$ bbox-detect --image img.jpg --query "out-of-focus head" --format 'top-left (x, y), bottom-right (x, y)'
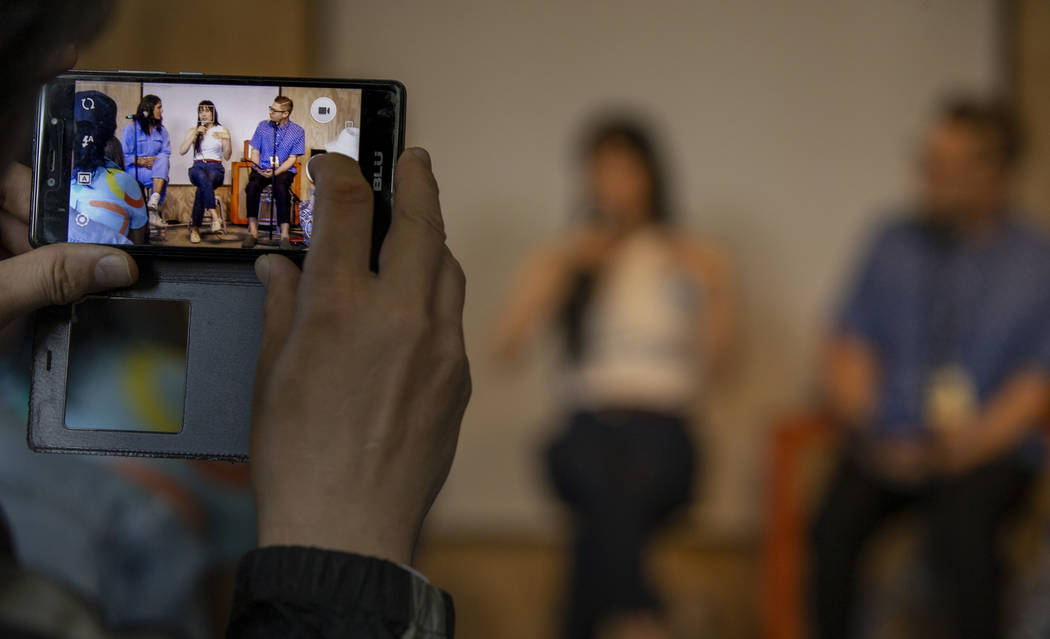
top-left (0, 0), bottom-right (112, 168)
top-left (74, 90), bottom-right (117, 173)
top-left (579, 114), bottom-right (671, 229)
top-left (917, 95), bottom-right (1021, 223)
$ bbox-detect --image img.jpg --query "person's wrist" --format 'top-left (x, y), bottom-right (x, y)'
top-left (257, 517), bottom-right (416, 566)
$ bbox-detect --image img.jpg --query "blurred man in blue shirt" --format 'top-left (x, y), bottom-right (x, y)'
top-left (810, 97), bottom-right (1050, 639)
top-left (242, 95), bottom-right (305, 250)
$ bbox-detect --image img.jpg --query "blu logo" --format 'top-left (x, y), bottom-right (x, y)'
top-left (372, 151), bottom-right (384, 191)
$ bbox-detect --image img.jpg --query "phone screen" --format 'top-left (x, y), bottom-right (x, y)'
top-left (67, 79), bottom-right (364, 249)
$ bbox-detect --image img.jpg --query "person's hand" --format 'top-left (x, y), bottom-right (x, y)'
top-left (867, 436), bottom-right (933, 485)
top-left (215, 129), bottom-right (230, 141)
top-left (566, 225), bottom-right (621, 271)
top-left (932, 424), bottom-right (990, 475)
top-left (250, 148), bottom-right (470, 566)
top-left (139, 156), bottom-right (155, 169)
top-left (254, 167), bottom-right (273, 178)
top-left (195, 125), bottom-right (208, 136)
top-left (0, 163), bottom-right (138, 329)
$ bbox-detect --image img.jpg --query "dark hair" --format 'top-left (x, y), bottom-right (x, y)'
top-left (74, 120), bottom-right (112, 174)
top-left (562, 113), bottom-right (676, 363)
top-left (104, 137), bottom-right (124, 170)
top-left (135, 94), bottom-right (163, 134)
top-left (0, 1), bottom-right (113, 167)
top-left (274, 95), bottom-right (293, 114)
top-left (194, 100), bottom-right (219, 155)
top-left (578, 114), bottom-right (673, 225)
top-left (939, 95), bottom-right (1022, 169)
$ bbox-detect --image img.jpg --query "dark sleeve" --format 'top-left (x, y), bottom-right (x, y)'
top-left (0, 504), bottom-right (14, 561)
top-left (227, 546), bottom-right (454, 639)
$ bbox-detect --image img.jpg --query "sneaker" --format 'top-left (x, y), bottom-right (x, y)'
top-left (147, 192), bottom-right (161, 209)
top-left (210, 213), bottom-right (222, 234)
top-left (189, 228), bottom-right (201, 244)
top-left (279, 237), bottom-right (293, 251)
top-left (241, 234), bottom-right (257, 249)
top-left (148, 211), bottom-right (166, 228)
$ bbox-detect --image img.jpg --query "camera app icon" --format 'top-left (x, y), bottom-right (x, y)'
top-left (310, 97), bottom-right (337, 124)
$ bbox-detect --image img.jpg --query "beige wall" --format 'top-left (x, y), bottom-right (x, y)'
top-left (75, 0), bottom-right (309, 75)
top-left (316, 0), bottom-right (1003, 538)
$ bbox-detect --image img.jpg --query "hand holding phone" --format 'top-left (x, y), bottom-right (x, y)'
top-left (29, 71), bottom-right (406, 461)
top-left (250, 149), bottom-right (469, 564)
top-left (0, 163), bottom-right (137, 330)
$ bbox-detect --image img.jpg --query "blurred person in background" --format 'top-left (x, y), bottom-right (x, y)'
top-left (811, 96), bottom-right (1050, 639)
top-left (493, 114), bottom-right (735, 639)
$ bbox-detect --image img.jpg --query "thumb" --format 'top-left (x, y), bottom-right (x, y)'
top-left (0, 244), bottom-right (137, 328)
top-left (253, 254), bottom-right (301, 379)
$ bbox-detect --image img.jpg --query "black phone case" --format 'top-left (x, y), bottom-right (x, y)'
top-left (29, 259), bottom-right (263, 460)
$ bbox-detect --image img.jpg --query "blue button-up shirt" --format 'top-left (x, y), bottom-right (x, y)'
top-left (120, 123), bottom-right (170, 179)
top-left (250, 120), bottom-right (306, 172)
top-left (837, 215), bottom-right (1050, 459)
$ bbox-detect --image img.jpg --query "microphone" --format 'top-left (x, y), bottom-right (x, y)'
top-left (125, 114), bottom-right (136, 120)
top-left (270, 120), bottom-right (279, 129)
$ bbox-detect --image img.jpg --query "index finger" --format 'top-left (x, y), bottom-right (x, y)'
top-left (0, 163), bottom-right (32, 224)
top-left (300, 152), bottom-right (375, 285)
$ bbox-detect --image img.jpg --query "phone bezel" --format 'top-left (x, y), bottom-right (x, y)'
top-left (31, 71), bottom-right (405, 265)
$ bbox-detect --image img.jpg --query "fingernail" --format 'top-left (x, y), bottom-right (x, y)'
top-left (93, 254), bottom-right (134, 288)
top-left (254, 255), bottom-right (270, 286)
top-left (407, 147), bottom-right (431, 168)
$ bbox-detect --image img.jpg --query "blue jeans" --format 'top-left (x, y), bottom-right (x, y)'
top-left (187, 160), bottom-right (225, 227)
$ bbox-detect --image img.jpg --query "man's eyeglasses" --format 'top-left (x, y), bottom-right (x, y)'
top-left (268, 107), bottom-right (290, 114)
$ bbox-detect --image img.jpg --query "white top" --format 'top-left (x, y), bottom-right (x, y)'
top-left (193, 125), bottom-right (227, 162)
top-left (571, 228), bottom-right (702, 412)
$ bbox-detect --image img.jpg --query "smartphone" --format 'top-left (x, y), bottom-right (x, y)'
top-left (31, 70), bottom-right (405, 264)
top-left (27, 71), bottom-right (405, 460)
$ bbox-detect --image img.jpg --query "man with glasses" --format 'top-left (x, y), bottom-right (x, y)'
top-left (243, 96), bottom-right (306, 249)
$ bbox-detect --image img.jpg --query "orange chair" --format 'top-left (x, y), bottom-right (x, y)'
top-left (760, 412), bottom-right (839, 639)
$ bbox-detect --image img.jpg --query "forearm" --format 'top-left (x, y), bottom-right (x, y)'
top-left (822, 334), bottom-right (880, 428)
top-left (178, 131), bottom-right (194, 156)
top-left (275, 154), bottom-right (297, 175)
top-left (491, 250), bottom-right (573, 361)
top-left (974, 369), bottom-right (1050, 459)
